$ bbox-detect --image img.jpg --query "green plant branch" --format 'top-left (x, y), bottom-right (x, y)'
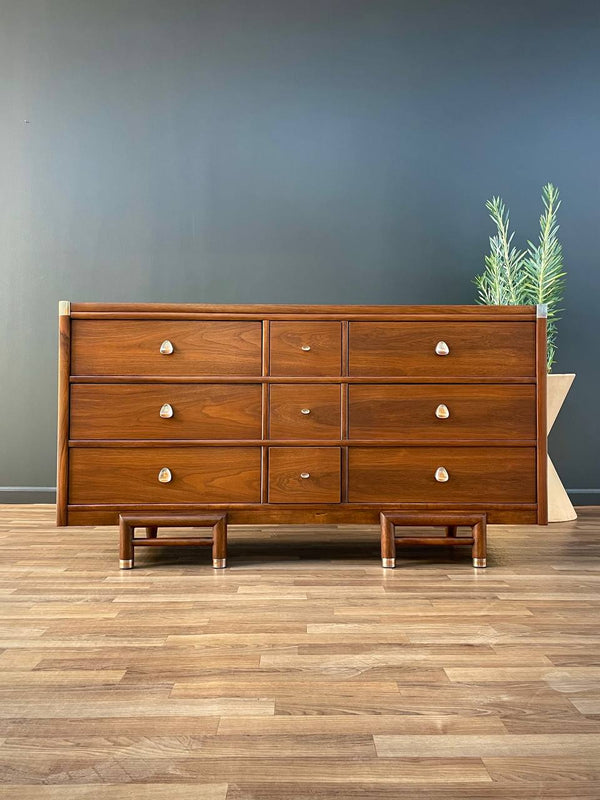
top-left (474, 183), bottom-right (565, 371)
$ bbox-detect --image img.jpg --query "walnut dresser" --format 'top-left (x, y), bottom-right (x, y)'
top-left (57, 303), bottom-right (548, 567)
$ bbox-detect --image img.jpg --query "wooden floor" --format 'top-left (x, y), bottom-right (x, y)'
top-left (0, 505), bottom-right (599, 798)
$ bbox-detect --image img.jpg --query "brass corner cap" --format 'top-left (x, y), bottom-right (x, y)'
top-left (536, 303), bottom-right (548, 318)
top-left (59, 300), bottom-right (71, 316)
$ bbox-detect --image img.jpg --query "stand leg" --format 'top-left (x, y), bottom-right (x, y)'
top-left (145, 526), bottom-right (158, 539)
top-left (212, 515), bottom-right (227, 569)
top-left (380, 513), bottom-right (396, 568)
top-left (119, 518), bottom-right (134, 569)
top-left (446, 525), bottom-right (457, 537)
top-left (472, 517), bottom-right (487, 568)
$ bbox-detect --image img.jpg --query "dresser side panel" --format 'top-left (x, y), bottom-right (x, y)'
top-left (56, 305), bottom-right (71, 526)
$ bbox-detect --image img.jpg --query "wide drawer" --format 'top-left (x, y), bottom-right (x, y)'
top-left (69, 447), bottom-right (261, 504)
top-left (71, 320), bottom-right (262, 376)
top-left (70, 384), bottom-right (262, 440)
top-left (268, 447), bottom-right (341, 503)
top-left (348, 447), bottom-right (536, 503)
top-left (349, 322), bottom-right (535, 377)
top-left (270, 322), bottom-right (342, 376)
top-left (269, 384), bottom-right (341, 440)
top-left (349, 385), bottom-right (536, 440)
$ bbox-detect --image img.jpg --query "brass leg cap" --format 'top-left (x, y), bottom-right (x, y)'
top-left (213, 558), bottom-right (227, 569)
top-left (119, 559), bottom-right (133, 570)
top-left (382, 557), bottom-right (396, 569)
top-left (473, 557), bottom-right (487, 568)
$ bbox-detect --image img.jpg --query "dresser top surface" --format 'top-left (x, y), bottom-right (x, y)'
top-left (65, 302), bottom-right (540, 319)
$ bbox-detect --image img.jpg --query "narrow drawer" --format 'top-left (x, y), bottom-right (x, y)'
top-left (349, 322), bottom-right (535, 377)
top-left (270, 322), bottom-right (341, 376)
top-left (71, 320), bottom-right (262, 376)
top-left (70, 384), bottom-right (262, 440)
top-left (349, 385), bottom-right (536, 440)
top-left (348, 447), bottom-right (536, 503)
top-left (69, 447), bottom-right (261, 504)
top-left (269, 384), bottom-right (341, 440)
top-left (269, 447), bottom-right (341, 503)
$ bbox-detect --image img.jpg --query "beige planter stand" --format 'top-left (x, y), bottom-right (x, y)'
top-left (547, 373), bottom-right (577, 523)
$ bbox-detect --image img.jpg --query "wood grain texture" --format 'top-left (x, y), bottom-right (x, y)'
top-left (67, 504), bottom-right (539, 527)
top-left (69, 375), bottom-right (538, 385)
top-left (268, 448), bottom-right (341, 503)
top-left (269, 322), bottom-right (342, 376)
top-left (269, 384), bottom-right (341, 440)
top-left (349, 447), bottom-right (536, 503)
top-left (349, 384), bottom-right (536, 440)
top-left (56, 310), bottom-right (71, 526)
top-left (69, 447), bottom-right (261, 504)
top-left (71, 320), bottom-right (262, 376)
top-left (1, 504), bottom-right (599, 796)
top-left (70, 384), bottom-right (262, 440)
top-left (536, 313), bottom-right (548, 524)
top-left (70, 302), bottom-right (537, 319)
top-left (348, 321), bottom-right (536, 377)
top-left (61, 305), bottom-right (544, 533)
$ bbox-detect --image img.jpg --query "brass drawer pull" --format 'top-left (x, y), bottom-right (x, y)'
top-left (300, 408), bottom-right (311, 415)
top-left (435, 340), bottom-right (449, 356)
top-left (159, 340), bottom-right (174, 355)
top-left (159, 403), bottom-right (174, 419)
top-left (300, 472), bottom-right (310, 479)
top-left (435, 403), bottom-right (450, 419)
top-left (158, 467), bottom-right (172, 483)
top-left (301, 345), bottom-right (311, 351)
top-left (434, 466), bottom-right (449, 483)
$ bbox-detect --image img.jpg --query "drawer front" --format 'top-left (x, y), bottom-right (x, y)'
top-left (269, 447), bottom-right (341, 503)
top-left (69, 447), bottom-right (261, 504)
top-left (70, 384), bottom-right (262, 440)
top-left (348, 447), bottom-right (536, 503)
top-left (270, 322), bottom-right (342, 376)
top-left (269, 384), bottom-right (341, 440)
top-left (71, 320), bottom-right (262, 376)
top-left (349, 322), bottom-right (535, 377)
top-left (349, 385), bottom-right (536, 440)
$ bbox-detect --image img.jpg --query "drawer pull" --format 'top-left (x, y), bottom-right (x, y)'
top-left (300, 472), bottom-right (311, 479)
top-left (159, 403), bottom-right (174, 419)
top-left (159, 340), bottom-right (174, 355)
top-left (435, 340), bottom-right (450, 356)
top-left (300, 408), bottom-right (311, 415)
top-left (435, 403), bottom-right (450, 419)
top-left (434, 466), bottom-right (449, 483)
top-left (301, 345), bottom-right (311, 351)
top-left (158, 467), bottom-right (172, 483)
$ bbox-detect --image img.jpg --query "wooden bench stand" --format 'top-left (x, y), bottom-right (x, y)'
top-left (380, 512), bottom-right (487, 569)
top-left (118, 513), bottom-right (227, 570)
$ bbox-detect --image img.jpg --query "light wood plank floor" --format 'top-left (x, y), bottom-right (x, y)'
top-left (0, 504), bottom-right (599, 798)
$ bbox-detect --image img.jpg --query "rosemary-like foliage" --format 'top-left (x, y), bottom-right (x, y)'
top-left (475, 197), bottom-right (527, 306)
top-left (475, 183), bottom-right (565, 371)
top-left (522, 184), bottom-right (565, 369)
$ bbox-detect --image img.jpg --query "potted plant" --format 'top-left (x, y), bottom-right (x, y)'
top-left (474, 184), bottom-right (575, 522)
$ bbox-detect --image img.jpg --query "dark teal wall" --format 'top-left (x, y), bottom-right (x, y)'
top-left (1, 0), bottom-right (598, 501)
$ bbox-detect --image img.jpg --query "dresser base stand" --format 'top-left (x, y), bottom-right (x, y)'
top-left (380, 511), bottom-right (487, 569)
top-left (118, 513), bottom-right (227, 570)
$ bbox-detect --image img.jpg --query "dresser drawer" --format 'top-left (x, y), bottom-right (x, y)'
top-left (270, 322), bottom-right (342, 376)
top-left (349, 322), bottom-right (535, 377)
top-left (70, 384), bottom-right (262, 440)
top-left (269, 385), bottom-right (341, 440)
top-left (71, 321), bottom-right (262, 376)
top-left (268, 447), bottom-right (341, 503)
top-left (349, 385), bottom-right (536, 440)
top-left (348, 447), bottom-right (536, 503)
top-left (69, 447), bottom-right (261, 504)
